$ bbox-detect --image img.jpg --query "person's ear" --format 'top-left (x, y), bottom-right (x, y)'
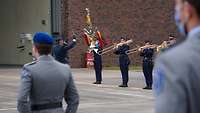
top-left (183, 2), bottom-right (193, 20)
top-left (32, 45), bottom-right (39, 59)
top-left (32, 46), bottom-right (36, 56)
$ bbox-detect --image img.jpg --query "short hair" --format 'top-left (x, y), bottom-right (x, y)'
top-left (35, 44), bottom-right (52, 55)
top-left (184, 0), bottom-right (200, 17)
top-left (169, 34), bottom-right (175, 38)
top-left (145, 40), bottom-right (150, 43)
top-left (120, 37), bottom-right (126, 40)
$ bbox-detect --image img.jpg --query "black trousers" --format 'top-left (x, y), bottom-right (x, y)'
top-left (119, 55), bottom-right (130, 85)
top-left (120, 64), bottom-right (129, 85)
top-left (142, 60), bottom-right (153, 87)
top-left (93, 53), bottom-right (102, 82)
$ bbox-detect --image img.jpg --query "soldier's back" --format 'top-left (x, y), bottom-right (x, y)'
top-left (23, 56), bottom-right (79, 113)
top-left (154, 31), bottom-right (200, 113)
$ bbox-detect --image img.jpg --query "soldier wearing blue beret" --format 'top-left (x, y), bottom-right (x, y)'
top-left (17, 32), bottom-right (79, 113)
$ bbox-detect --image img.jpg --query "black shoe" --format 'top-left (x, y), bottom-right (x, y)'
top-left (93, 81), bottom-right (101, 84)
top-left (143, 86), bottom-right (152, 90)
top-left (118, 84), bottom-right (128, 87)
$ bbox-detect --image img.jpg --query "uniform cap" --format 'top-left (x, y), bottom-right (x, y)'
top-left (33, 32), bottom-right (53, 45)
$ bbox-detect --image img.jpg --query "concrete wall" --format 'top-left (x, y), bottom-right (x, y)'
top-left (0, 0), bottom-right (51, 65)
top-left (62, 0), bottom-right (179, 68)
top-left (0, 0), bottom-right (18, 64)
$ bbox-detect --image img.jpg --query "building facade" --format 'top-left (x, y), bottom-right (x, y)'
top-left (61, 0), bottom-right (178, 67)
top-left (0, 0), bottom-right (178, 67)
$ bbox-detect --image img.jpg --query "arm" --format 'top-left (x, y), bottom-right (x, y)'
top-left (140, 50), bottom-right (144, 57)
top-left (17, 67), bottom-right (32, 113)
top-left (65, 71), bottom-right (79, 113)
top-left (153, 57), bottom-right (187, 113)
top-left (122, 45), bottom-right (129, 54)
top-left (146, 49), bottom-right (154, 58)
top-left (63, 39), bottom-right (77, 51)
top-left (114, 47), bottom-right (120, 55)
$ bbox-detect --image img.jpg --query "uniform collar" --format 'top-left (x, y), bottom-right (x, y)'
top-left (38, 55), bottom-right (54, 61)
top-left (188, 25), bottom-right (200, 39)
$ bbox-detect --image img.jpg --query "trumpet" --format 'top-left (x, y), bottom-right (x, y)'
top-left (125, 47), bottom-right (140, 55)
top-left (138, 44), bottom-right (158, 51)
top-left (156, 41), bottom-right (168, 52)
top-left (99, 39), bottom-right (133, 55)
top-left (98, 45), bottom-right (115, 55)
top-left (126, 44), bottom-right (158, 55)
top-left (125, 40), bottom-right (172, 55)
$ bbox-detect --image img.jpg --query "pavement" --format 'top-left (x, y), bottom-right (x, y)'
top-left (0, 68), bottom-right (154, 113)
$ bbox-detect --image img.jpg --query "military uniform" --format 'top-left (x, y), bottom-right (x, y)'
top-left (17, 32), bottom-right (79, 113)
top-left (140, 48), bottom-right (154, 89)
top-left (114, 44), bottom-right (130, 87)
top-left (93, 50), bottom-right (102, 83)
top-left (17, 55), bottom-right (79, 113)
top-left (53, 40), bottom-right (76, 64)
top-left (153, 26), bottom-right (200, 113)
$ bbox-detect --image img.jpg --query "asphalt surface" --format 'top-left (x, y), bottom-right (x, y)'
top-left (0, 68), bottom-right (154, 113)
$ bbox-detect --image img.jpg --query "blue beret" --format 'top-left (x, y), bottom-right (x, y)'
top-left (33, 32), bottom-right (53, 45)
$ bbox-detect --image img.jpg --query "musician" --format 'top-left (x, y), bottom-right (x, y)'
top-left (139, 40), bottom-right (154, 90)
top-left (114, 37), bottom-right (130, 87)
top-left (92, 40), bottom-right (103, 84)
top-left (53, 35), bottom-right (76, 64)
top-left (157, 35), bottom-right (177, 53)
top-left (167, 34), bottom-right (177, 48)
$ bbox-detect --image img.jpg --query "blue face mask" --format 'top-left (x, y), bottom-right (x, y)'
top-left (175, 9), bottom-right (187, 36)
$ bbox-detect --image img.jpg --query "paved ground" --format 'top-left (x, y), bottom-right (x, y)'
top-left (0, 68), bottom-right (154, 113)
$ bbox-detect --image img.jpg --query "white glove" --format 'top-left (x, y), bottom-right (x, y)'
top-left (73, 39), bottom-right (76, 42)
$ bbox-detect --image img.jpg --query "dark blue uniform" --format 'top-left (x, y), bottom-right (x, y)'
top-left (140, 48), bottom-right (154, 88)
top-left (93, 50), bottom-right (102, 83)
top-left (53, 41), bottom-right (76, 64)
top-left (114, 44), bottom-right (130, 86)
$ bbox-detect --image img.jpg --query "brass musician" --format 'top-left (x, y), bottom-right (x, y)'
top-left (99, 39), bottom-right (133, 55)
top-left (139, 40), bottom-right (155, 89)
top-left (113, 37), bottom-right (131, 87)
top-left (157, 35), bottom-right (177, 52)
top-left (126, 40), bottom-right (171, 55)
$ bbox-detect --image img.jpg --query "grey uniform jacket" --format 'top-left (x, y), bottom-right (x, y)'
top-left (153, 27), bottom-right (200, 113)
top-left (17, 55), bottom-right (79, 113)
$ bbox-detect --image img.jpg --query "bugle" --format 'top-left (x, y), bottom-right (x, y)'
top-left (98, 44), bottom-right (115, 55)
top-left (126, 44), bottom-right (157, 55)
top-left (156, 41), bottom-right (168, 52)
top-left (99, 39), bottom-right (133, 55)
top-left (125, 47), bottom-right (139, 55)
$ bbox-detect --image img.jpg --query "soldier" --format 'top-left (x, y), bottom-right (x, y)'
top-left (168, 34), bottom-right (177, 47)
top-left (17, 32), bottom-right (79, 113)
top-left (114, 37), bottom-right (130, 87)
top-left (53, 35), bottom-right (76, 64)
top-left (139, 40), bottom-right (154, 90)
top-left (154, 0), bottom-right (200, 113)
top-left (92, 40), bottom-right (103, 84)
top-left (163, 34), bottom-right (177, 50)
